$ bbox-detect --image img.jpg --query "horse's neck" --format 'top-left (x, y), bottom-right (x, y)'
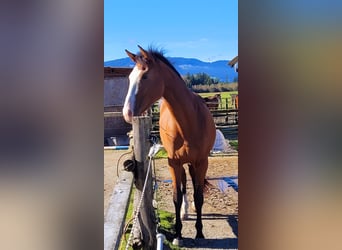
top-left (161, 72), bottom-right (194, 118)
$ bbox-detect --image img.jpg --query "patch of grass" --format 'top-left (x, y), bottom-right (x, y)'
top-left (157, 210), bottom-right (181, 250)
top-left (119, 188), bottom-right (135, 250)
top-left (199, 90), bottom-right (237, 99)
top-left (229, 140), bottom-right (238, 151)
top-left (199, 91), bottom-right (238, 109)
top-left (158, 210), bottom-right (175, 234)
top-left (119, 192), bottom-right (179, 250)
top-left (153, 91), bottom-right (238, 112)
top-left (154, 147), bottom-right (168, 159)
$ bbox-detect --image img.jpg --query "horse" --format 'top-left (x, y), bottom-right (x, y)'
top-left (203, 93), bottom-right (221, 110)
top-left (234, 94), bottom-right (238, 109)
top-left (123, 46), bottom-right (216, 245)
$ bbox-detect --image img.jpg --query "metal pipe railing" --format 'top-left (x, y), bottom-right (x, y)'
top-left (156, 233), bottom-right (165, 250)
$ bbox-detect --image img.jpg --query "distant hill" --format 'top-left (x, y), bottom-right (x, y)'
top-left (104, 57), bottom-right (237, 82)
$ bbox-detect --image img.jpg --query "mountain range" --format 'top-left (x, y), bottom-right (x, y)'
top-left (104, 57), bottom-right (237, 82)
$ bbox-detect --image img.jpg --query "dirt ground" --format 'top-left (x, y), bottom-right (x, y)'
top-left (154, 155), bottom-right (238, 249)
top-left (104, 149), bottom-right (133, 217)
top-left (104, 150), bottom-right (238, 249)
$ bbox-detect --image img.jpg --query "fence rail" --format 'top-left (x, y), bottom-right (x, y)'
top-left (104, 97), bottom-right (238, 141)
top-left (151, 108), bottom-right (238, 140)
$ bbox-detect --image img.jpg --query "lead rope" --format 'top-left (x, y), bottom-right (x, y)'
top-left (125, 140), bottom-right (163, 250)
top-left (150, 136), bottom-right (161, 232)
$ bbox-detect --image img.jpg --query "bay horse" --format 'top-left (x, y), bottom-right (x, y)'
top-left (123, 46), bottom-right (216, 245)
top-left (235, 94), bottom-right (239, 109)
top-left (203, 93), bottom-right (221, 110)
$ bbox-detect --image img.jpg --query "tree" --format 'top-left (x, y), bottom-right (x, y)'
top-left (183, 73), bottom-right (194, 88)
top-left (183, 72), bottom-right (219, 87)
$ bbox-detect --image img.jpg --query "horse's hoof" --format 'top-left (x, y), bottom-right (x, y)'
top-left (172, 238), bottom-right (183, 246)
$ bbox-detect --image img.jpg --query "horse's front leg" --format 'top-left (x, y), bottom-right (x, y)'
top-left (168, 159), bottom-right (183, 246)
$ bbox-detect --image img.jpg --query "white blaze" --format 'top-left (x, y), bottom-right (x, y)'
top-left (122, 66), bottom-right (142, 122)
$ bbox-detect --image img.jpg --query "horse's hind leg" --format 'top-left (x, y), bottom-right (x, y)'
top-left (168, 159), bottom-right (184, 245)
top-left (188, 160), bottom-right (208, 239)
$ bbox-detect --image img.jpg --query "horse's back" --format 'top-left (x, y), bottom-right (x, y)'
top-left (194, 94), bottom-right (216, 140)
top-left (159, 94), bottom-right (215, 161)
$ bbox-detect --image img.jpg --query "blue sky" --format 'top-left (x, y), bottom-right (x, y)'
top-left (104, 0), bottom-right (238, 62)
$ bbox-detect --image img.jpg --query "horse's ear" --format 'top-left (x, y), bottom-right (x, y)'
top-left (137, 45), bottom-right (154, 64)
top-left (137, 45), bottom-right (148, 59)
top-left (125, 49), bottom-right (136, 62)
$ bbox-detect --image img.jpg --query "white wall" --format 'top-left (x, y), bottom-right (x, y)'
top-left (104, 77), bottom-right (129, 107)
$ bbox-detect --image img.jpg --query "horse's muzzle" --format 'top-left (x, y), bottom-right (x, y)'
top-left (122, 105), bottom-right (133, 123)
top-left (123, 101), bottom-right (143, 123)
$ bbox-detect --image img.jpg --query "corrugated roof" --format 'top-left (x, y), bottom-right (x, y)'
top-left (228, 56), bottom-right (238, 67)
top-left (104, 67), bottom-right (132, 77)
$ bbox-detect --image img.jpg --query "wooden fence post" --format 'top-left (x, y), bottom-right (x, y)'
top-left (231, 94), bottom-right (237, 110)
top-left (132, 116), bottom-right (156, 249)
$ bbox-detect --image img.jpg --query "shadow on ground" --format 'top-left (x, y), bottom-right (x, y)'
top-left (161, 213), bottom-right (238, 249)
top-left (181, 237), bottom-right (238, 249)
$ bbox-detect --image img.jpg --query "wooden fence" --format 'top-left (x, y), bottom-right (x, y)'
top-left (130, 116), bottom-right (156, 249)
top-left (103, 98), bottom-right (238, 143)
top-left (151, 98), bottom-right (238, 140)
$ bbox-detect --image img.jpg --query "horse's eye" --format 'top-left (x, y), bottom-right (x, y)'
top-left (142, 74), bottom-right (148, 80)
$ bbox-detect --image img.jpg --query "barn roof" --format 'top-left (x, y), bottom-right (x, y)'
top-left (104, 67), bottom-right (132, 78)
top-left (228, 56), bottom-right (238, 67)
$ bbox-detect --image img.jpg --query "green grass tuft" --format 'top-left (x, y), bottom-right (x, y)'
top-left (154, 148), bottom-right (168, 159)
top-left (118, 188), bottom-right (135, 250)
top-left (157, 210), bottom-right (181, 250)
top-left (119, 199), bottom-right (181, 250)
top-left (229, 140), bottom-right (238, 151)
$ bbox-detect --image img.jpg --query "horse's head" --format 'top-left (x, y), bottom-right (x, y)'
top-left (122, 45), bottom-right (164, 123)
top-left (215, 93), bottom-right (222, 101)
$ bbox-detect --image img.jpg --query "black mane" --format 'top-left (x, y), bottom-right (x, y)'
top-left (137, 47), bottom-right (182, 79)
